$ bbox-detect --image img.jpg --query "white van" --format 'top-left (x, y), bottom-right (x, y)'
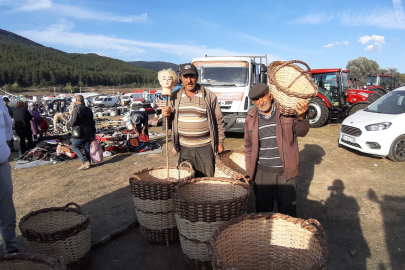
top-left (93, 96), bottom-right (119, 107)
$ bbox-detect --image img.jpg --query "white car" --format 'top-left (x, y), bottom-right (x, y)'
top-left (339, 87), bottom-right (405, 162)
top-left (92, 96), bottom-right (119, 107)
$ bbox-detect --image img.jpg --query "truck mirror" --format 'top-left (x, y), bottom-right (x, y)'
top-left (260, 64), bottom-right (267, 84)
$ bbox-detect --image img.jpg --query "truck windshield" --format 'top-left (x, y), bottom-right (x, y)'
top-left (365, 90), bottom-right (405, 114)
top-left (367, 76), bottom-right (378, 86)
top-left (311, 72), bottom-right (339, 105)
top-left (197, 66), bottom-right (248, 86)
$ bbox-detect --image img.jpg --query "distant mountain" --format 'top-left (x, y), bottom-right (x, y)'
top-left (0, 29), bottom-right (159, 88)
top-left (129, 61), bottom-right (179, 72)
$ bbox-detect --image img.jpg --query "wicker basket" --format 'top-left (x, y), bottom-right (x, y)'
top-left (173, 178), bottom-right (250, 269)
top-left (214, 150), bottom-right (246, 181)
top-left (19, 203), bottom-right (91, 270)
top-left (207, 213), bottom-right (328, 270)
top-left (129, 161), bottom-right (195, 244)
top-left (267, 60), bottom-right (318, 116)
top-left (0, 254), bottom-right (67, 270)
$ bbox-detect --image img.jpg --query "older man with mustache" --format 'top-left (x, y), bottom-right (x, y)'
top-left (162, 63), bottom-right (225, 177)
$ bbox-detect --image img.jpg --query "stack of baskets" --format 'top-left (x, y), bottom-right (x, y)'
top-left (19, 203), bottom-right (91, 270)
top-left (267, 60), bottom-right (318, 116)
top-left (207, 213), bottom-right (328, 270)
top-left (173, 178), bottom-right (250, 269)
top-left (0, 254), bottom-right (67, 270)
top-left (129, 161), bottom-right (195, 244)
top-left (214, 150), bottom-right (246, 180)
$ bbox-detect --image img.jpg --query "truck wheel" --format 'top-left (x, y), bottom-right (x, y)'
top-left (348, 103), bottom-right (369, 116)
top-left (388, 135), bottom-right (405, 162)
top-left (308, 97), bottom-right (329, 128)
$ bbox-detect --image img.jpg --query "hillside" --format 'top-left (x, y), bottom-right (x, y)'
top-left (0, 29), bottom-right (159, 89)
top-left (129, 61), bottom-right (178, 72)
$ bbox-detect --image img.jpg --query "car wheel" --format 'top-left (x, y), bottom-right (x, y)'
top-left (388, 135), bottom-right (405, 162)
top-left (348, 103), bottom-right (369, 116)
top-left (308, 97), bottom-right (329, 128)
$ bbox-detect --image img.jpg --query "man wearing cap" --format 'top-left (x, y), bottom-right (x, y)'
top-left (244, 83), bottom-right (309, 217)
top-left (162, 63), bottom-right (225, 177)
top-left (126, 110), bottom-right (149, 137)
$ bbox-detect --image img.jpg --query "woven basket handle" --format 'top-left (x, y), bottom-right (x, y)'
top-left (234, 176), bottom-right (250, 184)
top-left (306, 218), bottom-right (326, 239)
top-left (178, 161), bottom-right (193, 169)
top-left (65, 202), bottom-right (81, 211)
top-left (272, 60), bottom-right (312, 77)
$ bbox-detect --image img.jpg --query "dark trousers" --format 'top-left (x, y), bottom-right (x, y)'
top-left (178, 144), bottom-right (215, 177)
top-left (17, 132), bottom-right (34, 154)
top-left (71, 138), bottom-right (92, 164)
top-left (253, 170), bottom-right (297, 217)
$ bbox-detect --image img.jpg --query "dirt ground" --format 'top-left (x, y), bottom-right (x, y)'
top-left (1, 123), bottom-right (404, 270)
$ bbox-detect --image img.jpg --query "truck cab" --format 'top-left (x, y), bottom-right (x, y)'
top-left (192, 55), bottom-right (268, 132)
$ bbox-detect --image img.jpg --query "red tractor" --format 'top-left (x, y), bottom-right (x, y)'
top-left (308, 68), bottom-right (382, 128)
top-left (365, 74), bottom-right (395, 95)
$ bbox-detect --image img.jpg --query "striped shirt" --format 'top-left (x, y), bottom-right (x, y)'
top-left (178, 90), bottom-right (211, 147)
top-left (258, 104), bottom-right (284, 172)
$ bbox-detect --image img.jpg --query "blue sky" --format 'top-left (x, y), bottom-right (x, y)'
top-left (1, 0), bottom-right (404, 72)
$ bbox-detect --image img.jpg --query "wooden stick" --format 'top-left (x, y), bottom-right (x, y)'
top-left (165, 98), bottom-right (169, 181)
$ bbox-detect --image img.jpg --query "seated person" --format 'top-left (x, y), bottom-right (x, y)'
top-left (126, 111), bottom-right (149, 137)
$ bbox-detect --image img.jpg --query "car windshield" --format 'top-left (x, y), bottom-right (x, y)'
top-left (121, 96), bottom-right (129, 99)
top-left (365, 90), bottom-right (405, 114)
top-left (366, 76), bottom-right (378, 86)
top-left (195, 62), bottom-right (249, 86)
top-left (95, 97), bottom-right (104, 101)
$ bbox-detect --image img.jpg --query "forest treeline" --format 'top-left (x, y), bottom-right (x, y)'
top-left (0, 29), bottom-right (160, 91)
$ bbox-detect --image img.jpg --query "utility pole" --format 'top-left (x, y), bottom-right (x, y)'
top-left (113, 86), bottom-right (115, 95)
top-left (69, 82), bottom-right (72, 94)
top-left (80, 87), bottom-right (82, 93)
top-left (54, 87), bottom-right (56, 96)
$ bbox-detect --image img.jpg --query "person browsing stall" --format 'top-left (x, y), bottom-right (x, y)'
top-left (162, 63), bottom-right (225, 177)
top-left (126, 110), bottom-right (149, 137)
top-left (67, 95), bottom-right (96, 170)
top-left (244, 83), bottom-right (309, 217)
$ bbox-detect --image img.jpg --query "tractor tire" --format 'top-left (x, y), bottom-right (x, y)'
top-left (372, 87), bottom-right (386, 96)
top-left (308, 97), bottom-right (329, 128)
top-left (348, 103), bottom-right (369, 116)
top-left (388, 135), bottom-right (405, 162)
top-left (367, 93), bottom-right (382, 103)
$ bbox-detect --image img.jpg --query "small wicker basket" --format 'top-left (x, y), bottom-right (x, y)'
top-left (129, 161), bottom-right (195, 244)
top-left (19, 203), bottom-right (91, 270)
top-left (268, 60), bottom-right (318, 116)
top-left (207, 213), bottom-right (328, 270)
top-left (214, 150), bottom-right (246, 181)
top-left (0, 254), bottom-right (67, 270)
top-left (173, 178), bottom-right (250, 269)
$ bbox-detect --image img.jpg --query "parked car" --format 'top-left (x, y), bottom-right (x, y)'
top-left (339, 87), bottom-right (405, 161)
top-left (92, 96), bottom-right (119, 107)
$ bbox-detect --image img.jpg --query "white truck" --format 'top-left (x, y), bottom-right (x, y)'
top-left (191, 55), bottom-right (268, 132)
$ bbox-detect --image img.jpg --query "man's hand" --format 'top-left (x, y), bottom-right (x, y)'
top-left (217, 144), bottom-right (224, 154)
top-left (162, 107), bottom-right (172, 117)
top-left (172, 147), bottom-right (177, 156)
top-left (295, 99), bottom-right (308, 120)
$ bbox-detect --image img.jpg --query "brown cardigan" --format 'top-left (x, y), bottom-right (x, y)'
top-left (244, 107), bottom-right (309, 181)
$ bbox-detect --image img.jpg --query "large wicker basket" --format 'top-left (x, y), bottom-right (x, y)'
top-left (0, 254), bottom-right (67, 270)
top-left (129, 161), bottom-right (195, 244)
top-left (214, 150), bottom-right (246, 181)
top-left (207, 213), bottom-right (328, 270)
top-left (19, 203), bottom-right (91, 270)
top-left (173, 178), bottom-right (250, 269)
top-left (268, 60), bottom-right (318, 116)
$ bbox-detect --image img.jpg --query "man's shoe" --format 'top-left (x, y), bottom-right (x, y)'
top-left (5, 248), bottom-right (20, 255)
top-left (78, 161), bottom-right (91, 170)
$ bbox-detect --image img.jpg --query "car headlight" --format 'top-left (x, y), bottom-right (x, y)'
top-left (359, 92), bottom-right (368, 97)
top-left (365, 122), bottom-right (392, 131)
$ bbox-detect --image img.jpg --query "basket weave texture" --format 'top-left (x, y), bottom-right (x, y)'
top-left (0, 254), bottom-right (67, 270)
top-left (207, 213), bottom-right (328, 270)
top-left (173, 177), bottom-right (250, 269)
top-left (129, 161), bottom-right (195, 243)
top-left (268, 60), bottom-right (318, 116)
top-left (19, 203), bottom-right (90, 270)
top-left (214, 151), bottom-right (246, 181)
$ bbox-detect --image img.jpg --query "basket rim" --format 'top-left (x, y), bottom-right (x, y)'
top-left (216, 150), bottom-right (246, 178)
top-left (172, 177), bottom-right (250, 205)
top-left (19, 203), bottom-right (90, 242)
top-left (206, 212), bottom-right (328, 270)
top-left (129, 164), bottom-right (195, 185)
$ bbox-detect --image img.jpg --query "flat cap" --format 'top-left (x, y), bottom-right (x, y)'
top-left (248, 83), bottom-right (269, 99)
top-left (179, 63), bottom-right (198, 76)
top-left (2, 96), bottom-right (10, 102)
